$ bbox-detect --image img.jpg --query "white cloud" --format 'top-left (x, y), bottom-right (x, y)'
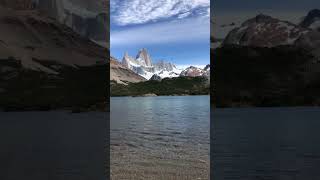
top-left (111, 17), bottom-right (209, 46)
top-left (111, 0), bottom-right (210, 25)
top-left (178, 11), bottom-right (192, 19)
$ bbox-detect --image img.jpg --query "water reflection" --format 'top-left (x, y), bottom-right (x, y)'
top-left (0, 111), bottom-right (109, 180)
top-left (212, 107), bottom-right (320, 180)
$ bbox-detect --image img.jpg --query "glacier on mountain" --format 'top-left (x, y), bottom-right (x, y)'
top-left (121, 49), bottom-right (183, 80)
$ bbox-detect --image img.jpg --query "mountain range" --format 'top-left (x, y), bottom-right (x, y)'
top-left (212, 9), bottom-right (320, 107)
top-left (121, 48), bottom-right (182, 80)
top-left (218, 10), bottom-right (320, 58)
top-left (223, 14), bottom-right (309, 47)
top-left (111, 48), bottom-right (210, 83)
top-left (0, 1), bottom-right (108, 111)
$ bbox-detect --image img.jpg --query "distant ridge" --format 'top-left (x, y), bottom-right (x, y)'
top-left (223, 14), bottom-right (309, 47)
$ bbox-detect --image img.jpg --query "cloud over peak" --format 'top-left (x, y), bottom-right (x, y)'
top-left (111, 0), bottom-right (210, 25)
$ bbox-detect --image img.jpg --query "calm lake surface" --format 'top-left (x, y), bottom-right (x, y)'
top-left (111, 96), bottom-right (210, 179)
top-left (0, 111), bottom-right (108, 180)
top-left (212, 107), bottom-right (320, 180)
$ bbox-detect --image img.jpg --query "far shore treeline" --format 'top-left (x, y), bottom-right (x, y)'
top-left (111, 76), bottom-right (209, 97)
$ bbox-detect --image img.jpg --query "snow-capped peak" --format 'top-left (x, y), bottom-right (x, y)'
top-left (121, 49), bottom-right (182, 80)
top-left (180, 65), bottom-right (210, 77)
top-left (136, 48), bottom-right (152, 67)
top-left (120, 49), bottom-right (210, 80)
top-left (223, 14), bottom-right (309, 47)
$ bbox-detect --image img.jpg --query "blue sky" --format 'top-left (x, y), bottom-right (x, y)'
top-left (110, 0), bottom-right (210, 67)
top-left (212, 0), bottom-right (320, 11)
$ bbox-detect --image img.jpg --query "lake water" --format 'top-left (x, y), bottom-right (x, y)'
top-left (0, 111), bottom-right (109, 180)
top-left (212, 107), bottom-right (320, 180)
top-left (111, 96), bottom-right (210, 179)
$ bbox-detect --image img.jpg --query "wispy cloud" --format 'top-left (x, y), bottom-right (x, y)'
top-left (111, 0), bottom-right (210, 25)
top-left (111, 17), bottom-right (209, 46)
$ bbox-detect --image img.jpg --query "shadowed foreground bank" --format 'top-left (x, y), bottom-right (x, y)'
top-left (0, 112), bottom-right (109, 180)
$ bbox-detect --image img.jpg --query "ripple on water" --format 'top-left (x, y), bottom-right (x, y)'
top-left (111, 96), bottom-right (210, 179)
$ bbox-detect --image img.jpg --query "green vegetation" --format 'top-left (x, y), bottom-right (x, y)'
top-left (111, 76), bottom-right (209, 96)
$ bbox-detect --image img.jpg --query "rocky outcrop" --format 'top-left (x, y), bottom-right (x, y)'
top-left (149, 74), bottom-right (162, 81)
top-left (0, 5), bottom-right (108, 111)
top-left (223, 14), bottom-right (309, 47)
top-left (86, 12), bottom-right (108, 42)
top-left (54, 0), bottom-right (109, 44)
top-left (136, 48), bottom-right (152, 67)
top-left (296, 9), bottom-right (320, 60)
top-left (203, 64), bottom-right (210, 76)
top-left (122, 52), bottom-right (134, 68)
top-left (180, 66), bottom-right (209, 77)
top-left (2, 0), bottom-right (110, 44)
top-left (204, 64), bottom-right (210, 71)
top-left (300, 9), bottom-right (320, 31)
top-left (153, 60), bottom-right (177, 72)
top-left (111, 56), bottom-right (146, 85)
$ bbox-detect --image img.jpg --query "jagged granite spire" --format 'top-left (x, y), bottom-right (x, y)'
top-left (122, 51), bottom-right (131, 68)
top-left (118, 48), bottom-right (182, 80)
top-left (136, 48), bottom-right (152, 67)
top-left (300, 9), bottom-right (320, 30)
